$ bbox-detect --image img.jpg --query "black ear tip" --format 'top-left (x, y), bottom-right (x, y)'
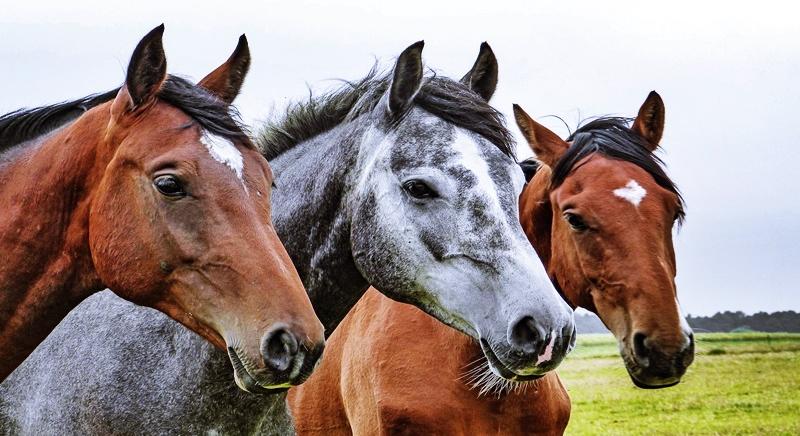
top-left (648, 90), bottom-right (662, 100)
top-left (140, 24), bottom-right (165, 45)
top-left (480, 41), bottom-right (493, 52)
top-left (399, 41), bottom-right (424, 60)
top-left (236, 34), bottom-right (250, 53)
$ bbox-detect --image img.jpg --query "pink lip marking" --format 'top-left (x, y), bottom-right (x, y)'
top-left (536, 332), bottom-right (556, 365)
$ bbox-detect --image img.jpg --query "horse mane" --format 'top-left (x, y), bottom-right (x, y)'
top-left (0, 75), bottom-right (252, 155)
top-left (0, 89), bottom-right (119, 152)
top-left (257, 67), bottom-right (515, 160)
top-left (518, 158), bottom-right (541, 183)
top-left (552, 117), bottom-right (685, 223)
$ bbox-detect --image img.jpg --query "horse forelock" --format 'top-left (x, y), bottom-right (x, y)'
top-left (0, 75), bottom-right (253, 161)
top-left (554, 117), bottom-right (685, 224)
top-left (257, 67), bottom-right (515, 162)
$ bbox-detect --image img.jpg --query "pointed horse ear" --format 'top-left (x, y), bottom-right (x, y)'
top-left (198, 34), bottom-right (251, 104)
top-left (119, 24), bottom-right (167, 111)
top-left (387, 41), bottom-right (425, 116)
top-left (513, 104), bottom-right (569, 167)
top-left (632, 91), bottom-right (665, 151)
top-left (460, 42), bottom-right (498, 101)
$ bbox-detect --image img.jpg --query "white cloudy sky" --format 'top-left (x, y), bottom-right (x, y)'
top-left (2, 1), bottom-right (798, 316)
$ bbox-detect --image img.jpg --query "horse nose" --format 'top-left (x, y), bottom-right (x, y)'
top-left (261, 326), bottom-right (299, 373)
top-left (632, 331), bottom-right (652, 367)
top-left (303, 340), bottom-right (325, 375)
top-left (633, 331), bottom-right (695, 371)
top-left (509, 316), bottom-right (544, 356)
top-left (679, 332), bottom-right (696, 369)
top-left (565, 323), bottom-right (577, 353)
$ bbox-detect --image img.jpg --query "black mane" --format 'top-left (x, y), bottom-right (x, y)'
top-left (157, 76), bottom-right (251, 145)
top-left (258, 68), bottom-right (515, 160)
top-left (0, 90), bottom-right (118, 151)
top-left (518, 158), bottom-right (541, 183)
top-left (0, 75), bottom-right (251, 155)
top-left (551, 117), bottom-right (685, 223)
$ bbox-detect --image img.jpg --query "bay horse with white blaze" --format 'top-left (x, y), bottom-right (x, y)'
top-left (288, 88), bottom-right (694, 434)
top-left (0, 26), bottom-right (324, 389)
top-left (0, 41), bottom-right (574, 434)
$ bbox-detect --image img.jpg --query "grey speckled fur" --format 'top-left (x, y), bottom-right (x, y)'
top-left (0, 63), bottom-right (567, 434)
top-left (0, 292), bottom-right (290, 435)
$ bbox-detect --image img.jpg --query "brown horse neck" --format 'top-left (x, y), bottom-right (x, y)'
top-left (0, 104), bottom-right (112, 380)
top-left (519, 169), bottom-right (554, 271)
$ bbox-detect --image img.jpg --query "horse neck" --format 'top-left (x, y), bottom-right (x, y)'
top-left (269, 122), bottom-right (370, 334)
top-left (519, 174), bottom-right (554, 271)
top-left (0, 106), bottom-right (110, 380)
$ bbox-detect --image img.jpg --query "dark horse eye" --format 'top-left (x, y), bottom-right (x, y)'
top-left (403, 180), bottom-right (437, 199)
top-left (564, 212), bottom-right (588, 231)
top-left (154, 175), bottom-right (186, 198)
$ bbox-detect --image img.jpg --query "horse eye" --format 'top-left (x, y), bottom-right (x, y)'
top-left (403, 180), bottom-right (437, 199)
top-left (564, 212), bottom-right (588, 231)
top-left (154, 175), bottom-right (186, 198)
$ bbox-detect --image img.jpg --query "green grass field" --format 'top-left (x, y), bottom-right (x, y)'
top-left (559, 332), bottom-right (800, 435)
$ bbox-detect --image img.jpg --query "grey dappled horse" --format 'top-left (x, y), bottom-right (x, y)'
top-left (0, 42), bottom-right (574, 434)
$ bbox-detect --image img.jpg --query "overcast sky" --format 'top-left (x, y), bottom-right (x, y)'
top-left (2, 1), bottom-right (798, 316)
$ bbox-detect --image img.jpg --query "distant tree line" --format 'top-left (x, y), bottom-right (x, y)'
top-left (687, 311), bottom-right (800, 333)
top-left (575, 310), bottom-right (800, 334)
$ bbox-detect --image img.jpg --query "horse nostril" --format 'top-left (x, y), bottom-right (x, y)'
top-left (261, 328), bottom-right (299, 372)
top-left (632, 332), bottom-right (650, 366)
top-left (307, 341), bottom-right (325, 371)
top-left (680, 333), bottom-right (696, 369)
top-left (510, 316), bottom-right (542, 355)
top-left (564, 324), bottom-right (577, 353)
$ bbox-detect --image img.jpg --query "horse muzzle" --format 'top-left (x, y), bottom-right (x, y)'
top-left (623, 332), bottom-right (695, 389)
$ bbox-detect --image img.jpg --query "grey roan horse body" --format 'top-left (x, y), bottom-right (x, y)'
top-left (0, 42), bottom-right (574, 434)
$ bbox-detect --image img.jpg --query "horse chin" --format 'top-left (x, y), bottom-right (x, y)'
top-left (621, 350), bottom-right (683, 389)
top-left (479, 339), bottom-right (546, 382)
top-left (626, 363), bottom-right (683, 389)
top-left (629, 373), bottom-right (681, 390)
top-left (227, 347), bottom-right (291, 394)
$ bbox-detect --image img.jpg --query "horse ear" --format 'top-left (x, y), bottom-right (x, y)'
top-left (198, 34), bottom-right (251, 104)
top-left (460, 42), bottom-right (498, 101)
top-left (513, 104), bottom-right (569, 167)
top-left (632, 91), bottom-right (665, 151)
top-left (122, 24), bottom-right (167, 110)
top-left (387, 41), bottom-right (424, 115)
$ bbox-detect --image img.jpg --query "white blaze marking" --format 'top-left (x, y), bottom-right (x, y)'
top-left (613, 179), bottom-right (647, 207)
top-left (536, 331), bottom-right (557, 365)
top-left (452, 130), bottom-right (506, 221)
top-left (200, 131), bottom-right (245, 184)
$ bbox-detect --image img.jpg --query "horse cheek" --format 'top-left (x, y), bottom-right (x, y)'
top-left (88, 178), bottom-right (163, 303)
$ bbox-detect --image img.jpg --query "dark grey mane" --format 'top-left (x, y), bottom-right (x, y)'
top-left (0, 89), bottom-right (118, 151)
top-left (258, 68), bottom-right (515, 160)
top-left (0, 75), bottom-right (252, 155)
top-left (552, 117), bottom-right (685, 223)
